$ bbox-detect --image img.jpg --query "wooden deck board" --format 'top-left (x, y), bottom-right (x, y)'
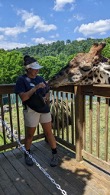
top-left (56, 143), bottom-right (110, 195)
top-left (0, 155), bottom-right (20, 195)
top-left (0, 186), bottom-right (5, 195)
top-left (34, 141), bottom-right (109, 195)
top-left (32, 142), bottom-right (85, 194)
top-left (31, 145), bottom-right (78, 195)
top-left (4, 149), bottom-right (51, 195)
top-left (0, 140), bottom-right (110, 195)
top-left (12, 148), bottom-right (61, 195)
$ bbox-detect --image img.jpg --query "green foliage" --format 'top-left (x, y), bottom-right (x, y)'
top-left (102, 37), bottom-right (110, 58)
top-left (0, 50), bottom-right (23, 84)
top-left (38, 54), bottom-right (70, 80)
top-left (0, 37), bottom-right (110, 84)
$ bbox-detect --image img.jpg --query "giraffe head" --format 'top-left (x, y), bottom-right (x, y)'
top-left (48, 42), bottom-right (110, 87)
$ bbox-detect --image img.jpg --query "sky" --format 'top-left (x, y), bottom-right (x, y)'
top-left (0, 0), bottom-right (110, 50)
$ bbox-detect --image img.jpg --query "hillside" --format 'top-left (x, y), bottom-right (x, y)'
top-left (0, 38), bottom-right (110, 84)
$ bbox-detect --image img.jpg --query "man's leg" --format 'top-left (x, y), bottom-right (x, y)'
top-left (42, 122), bottom-right (56, 148)
top-left (24, 126), bottom-right (36, 166)
top-left (23, 107), bottom-right (40, 166)
top-left (41, 122), bottom-right (58, 167)
top-left (25, 126), bottom-right (36, 150)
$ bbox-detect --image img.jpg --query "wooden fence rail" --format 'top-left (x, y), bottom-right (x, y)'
top-left (51, 85), bottom-right (110, 173)
top-left (0, 84), bottom-right (110, 174)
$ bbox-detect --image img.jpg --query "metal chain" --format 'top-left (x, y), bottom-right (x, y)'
top-left (1, 119), bottom-right (67, 195)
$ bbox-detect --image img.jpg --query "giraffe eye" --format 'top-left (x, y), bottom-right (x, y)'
top-left (79, 66), bottom-right (91, 71)
top-left (93, 64), bottom-right (98, 67)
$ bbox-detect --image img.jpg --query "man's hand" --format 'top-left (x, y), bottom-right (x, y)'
top-left (43, 93), bottom-right (50, 104)
top-left (35, 82), bottom-right (46, 90)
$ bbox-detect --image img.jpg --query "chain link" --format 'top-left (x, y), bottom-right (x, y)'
top-left (1, 119), bottom-right (67, 195)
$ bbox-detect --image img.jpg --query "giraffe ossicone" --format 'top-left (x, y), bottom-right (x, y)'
top-left (48, 42), bottom-right (110, 88)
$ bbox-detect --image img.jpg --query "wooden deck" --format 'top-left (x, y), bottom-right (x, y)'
top-left (0, 140), bottom-right (110, 195)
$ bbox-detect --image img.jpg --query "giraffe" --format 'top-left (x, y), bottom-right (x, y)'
top-left (48, 42), bottom-right (110, 88)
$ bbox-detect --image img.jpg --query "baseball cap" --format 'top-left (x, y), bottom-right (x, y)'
top-left (25, 62), bottom-right (43, 70)
top-left (24, 55), bottom-right (43, 70)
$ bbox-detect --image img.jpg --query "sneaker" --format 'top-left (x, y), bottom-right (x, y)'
top-left (25, 153), bottom-right (34, 166)
top-left (50, 153), bottom-right (58, 167)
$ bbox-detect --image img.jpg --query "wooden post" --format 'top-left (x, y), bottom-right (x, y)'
top-left (74, 86), bottom-right (85, 161)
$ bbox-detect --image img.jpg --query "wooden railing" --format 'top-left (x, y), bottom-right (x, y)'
top-left (0, 84), bottom-right (110, 174)
top-left (50, 85), bottom-right (110, 173)
top-left (0, 84), bottom-right (44, 151)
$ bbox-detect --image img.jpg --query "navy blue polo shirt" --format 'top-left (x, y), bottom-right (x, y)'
top-left (15, 74), bottom-right (50, 113)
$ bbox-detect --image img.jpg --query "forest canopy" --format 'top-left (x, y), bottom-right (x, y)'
top-left (0, 37), bottom-right (110, 84)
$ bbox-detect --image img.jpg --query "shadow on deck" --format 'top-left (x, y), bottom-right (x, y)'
top-left (0, 140), bottom-right (110, 195)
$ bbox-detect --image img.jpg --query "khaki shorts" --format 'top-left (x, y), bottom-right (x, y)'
top-left (23, 106), bottom-right (51, 127)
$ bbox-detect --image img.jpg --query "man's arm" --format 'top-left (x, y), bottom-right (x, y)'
top-left (19, 82), bottom-right (46, 102)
